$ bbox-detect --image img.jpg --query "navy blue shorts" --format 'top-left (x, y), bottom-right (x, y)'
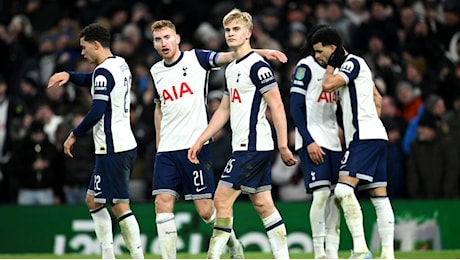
top-left (339, 139), bottom-right (388, 190)
top-left (88, 148), bottom-right (137, 204)
top-left (152, 146), bottom-right (215, 200)
top-left (219, 150), bottom-right (273, 194)
top-left (298, 147), bottom-right (342, 193)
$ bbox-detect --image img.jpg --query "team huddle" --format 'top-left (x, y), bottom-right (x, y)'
top-left (47, 7), bottom-right (394, 260)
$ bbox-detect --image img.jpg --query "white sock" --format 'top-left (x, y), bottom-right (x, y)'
top-left (263, 210), bottom-right (289, 259)
top-left (371, 197), bottom-right (395, 258)
top-left (325, 194), bottom-right (340, 259)
top-left (204, 210), bottom-right (240, 250)
top-left (90, 206), bottom-right (115, 259)
top-left (156, 213), bottom-right (177, 259)
top-left (310, 189), bottom-right (330, 258)
top-left (118, 211), bottom-right (144, 259)
top-left (334, 183), bottom-right (369, 253)
top-left (207, 217), bottom-right (232, 259)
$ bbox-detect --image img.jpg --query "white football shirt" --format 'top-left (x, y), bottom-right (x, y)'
top-left (224, 51), bottom-right (276, 152)
top-left (151, 50), bottom-right (218, 152)
top-left (92, 56), bottom-right (137, 154)
top-left (290, 56), bottom-right (342, 152)
top-left (336, 54), bottom-right (388, 147)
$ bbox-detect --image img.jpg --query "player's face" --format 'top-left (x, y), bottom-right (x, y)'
top-left (313, 42), bottom-right (334, 67)
top-left (224, 20), bottom-right (251, 49)
top-left (80, 38), bottom-right (98, 64)
top-left (152, 27), bottom-right (180, 62)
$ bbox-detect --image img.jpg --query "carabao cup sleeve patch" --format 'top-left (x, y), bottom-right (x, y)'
top-left (295, 67), bottom-right (306, 80)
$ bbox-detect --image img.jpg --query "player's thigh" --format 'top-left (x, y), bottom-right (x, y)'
top-left (214, 184), bottom-right (241, 210)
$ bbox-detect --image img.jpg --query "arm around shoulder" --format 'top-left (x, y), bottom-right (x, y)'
top-left (322, 66), bottom-right (345, 93)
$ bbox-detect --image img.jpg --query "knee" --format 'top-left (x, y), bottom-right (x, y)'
top-left (334, 183), bottom-right (355, 200)
top-left (252, 197), bottom-right (274, 218)
top-left (195, 199), bottom-right (215, 220)
top-left (85, 194), bottom-right (96, 209)
top-left (312, 188), bottom-right (331, 207)
top-left (155, 194), bottom-right (175, 213)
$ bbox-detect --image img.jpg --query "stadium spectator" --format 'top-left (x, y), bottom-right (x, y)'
top-left (407, 111), bottom-right (459, 199)
top-left (0, 75), bottom-right (27, 203)
top-left (8, 119), bottom-right (64, 205)
top-left (402, 94), bottom-right (446, 155)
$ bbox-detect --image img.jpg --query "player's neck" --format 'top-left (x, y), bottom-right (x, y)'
top-left (233, 43), bottom-right (252, 59)
top-left (164, 50), bottom-right (181, 65)
top-left (97, 49), bottom-right (114, 65)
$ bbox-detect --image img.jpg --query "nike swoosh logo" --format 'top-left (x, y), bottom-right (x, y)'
top-left (221, 175), bottom-right (231, 178)
top-left (196, 186), bottom-right (207, 192)
top-left (94, 192), bottom-right (102, 196)
top-left (317, 78), bottom-right (323, 81)
top-left (339, 165), bottom-right (346, 169)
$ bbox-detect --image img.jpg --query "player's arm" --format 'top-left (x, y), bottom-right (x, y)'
top-left (254, 49), bottom-right (287, 63)
top-left (373, 85), bottom-right (382, 117)
top-left (323, 45), bottom-right (347, 93)
top-left (188, 95), bottom-right (230, 164)
top-left (290, 91), bottom-right (325, 165)
top-left (290, 65), bottom-right (314, 146)
top-left (264, 86), bottom-right (297, 166)
top-left (48, 71), bottom-right (93, 88)
top-left (322, 65), bottom-right (346, 93)
top-left (64, 99), bottom-right (107, 158)
top-left (214, 49), bottom-right (287, 66)
top-left (154, 103), bottom-right (162, 150)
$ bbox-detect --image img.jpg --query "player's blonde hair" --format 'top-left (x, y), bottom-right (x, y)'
top-left (222, 8), bottom-right (253, 31)
top-left (151, 20), bottom-right (176, 33)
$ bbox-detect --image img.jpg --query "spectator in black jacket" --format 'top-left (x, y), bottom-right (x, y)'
top-left (8, 119), bottom-right (64, 205)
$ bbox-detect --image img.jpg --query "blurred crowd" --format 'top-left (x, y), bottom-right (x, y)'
top-left (0, 0), bottom-right (459, 205)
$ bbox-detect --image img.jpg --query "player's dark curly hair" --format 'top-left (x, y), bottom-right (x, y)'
top-left (310, 26), bottom-right (343, 48)
top-left (80, 23), bottom-right (111, 47)
top-left (302, 24), bottom-right (330, 57)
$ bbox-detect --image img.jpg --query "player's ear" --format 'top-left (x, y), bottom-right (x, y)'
top-left (246, 29), bottom-right (252, 40)
top-left (93, 40), bottom-right (102, 50)
top-left (176, 33), bottom-right (181, 45)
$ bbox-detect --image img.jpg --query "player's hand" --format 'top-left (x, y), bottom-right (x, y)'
top-left (63, 132), bottom-right (76, 158)
top-left (265, 50), bottom-right (288, 63)
top-left (48, 72), bottom-right (70, 88)
top-left (327, 45), bottom-right (346, 68)
top-left (188, 142), bottom-right (203, 164)
top-left (279, 147), bottom-right (297, 166)
top-left (307, 142), bottom-right (325, 165)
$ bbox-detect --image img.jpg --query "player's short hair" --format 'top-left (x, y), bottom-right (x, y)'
top-left (80, 23), bottom-right (111, 47)
top-left (151, 20), bottom-right (176, 33)
top-left (303, 24), bottom-right (330, 56)
top-left (311, 26), bottom-right (342, 47)
top-left (222, 8), bottom-right (253, 31)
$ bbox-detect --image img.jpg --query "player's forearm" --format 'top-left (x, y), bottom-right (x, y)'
top-left (271, 105), bottom-right (290, 150)
top-left (67, 71), bottom-right (93, 86)
top-left (322, 66), bottom-right (342, 93)
top-left (197, 108), bottom-right (229, 145)
top-left (215, 52), bottom-right (236, 66)
top-left (154, 104), bottom-right (162, 149)
top-left (373, 86), bottom-right (382, 117)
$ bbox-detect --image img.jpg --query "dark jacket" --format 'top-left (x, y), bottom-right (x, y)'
top-left (8, 134), bottom-right (63, 193)
top-left (407, 134), bottom-right (459, 199)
